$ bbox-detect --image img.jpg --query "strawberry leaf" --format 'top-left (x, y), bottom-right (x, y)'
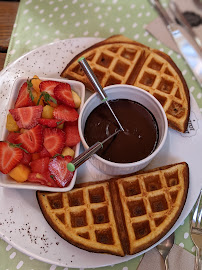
top-left (8, 142), bottom-right (29, 153)
top-left (37, 91), bottom-right (57, 106)
top-left (27, 79), bottom-right (35, 101)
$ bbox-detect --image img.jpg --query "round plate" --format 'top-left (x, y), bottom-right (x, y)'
top-left (0, 38), bottom-right (202, 268)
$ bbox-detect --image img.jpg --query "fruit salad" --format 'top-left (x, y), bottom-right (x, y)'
top-left (0, 75), bottom-right (83, 188)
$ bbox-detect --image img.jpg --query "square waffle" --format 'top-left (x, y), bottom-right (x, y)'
top-left (61, 35), bottom-right (190, 133)
top-left (37, 162), bottom-right (189, 256)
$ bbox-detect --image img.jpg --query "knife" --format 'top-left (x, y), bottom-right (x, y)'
top-left (150, 0), bottom-right (202, 86)
top-left (169, 1), bottom-right (202, 51)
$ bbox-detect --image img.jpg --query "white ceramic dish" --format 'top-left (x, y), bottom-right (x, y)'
top-left (79, 84), bottom-right (168, 175)
top-left (0, 76), bottom-right (85, 192)
top-left (0, 37), bottom-right (202, 268)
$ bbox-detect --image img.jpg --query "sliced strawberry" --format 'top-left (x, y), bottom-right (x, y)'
top-left (16, 124), bottom-right (43, 153)
top-left (9, 105), bottom-right (43, 129)
top-left (38, 118), bottom-right (64, 128)
top-left (0, 142), bottom-right (23, 174)
top-left (14, 82), bottom-right (34, 108)
top-left (30, 157), bottom-right (50, 174)
top-left (54, 83), bottom-right (75, 108)
top-left (21, 151), bottom-right (32, 166)
top-left (49, 155), bottom-right (74, 187)
top-left (6, 132), bottom-right (21, 144)
top-left (39, 146), bottom-right (52, 158)
top-left (64, 124), bottom-right (80, 147)
top-left (39, 80), bottom-right (60, 97)
top-left (28, 172), bottom-right (58, 187)
top-left (43, 128), bottom-right (65, 157)
top-left (53, 105), bottom-right (79, 122)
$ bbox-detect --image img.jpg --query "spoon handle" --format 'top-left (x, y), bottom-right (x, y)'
top-left (165, 256), bottom-right (169, 270)
top-left (67, 141), bottom-right (103, 172)
top-left (194, 247), bottom-right (202, 270)
top-left (78, 57), bottom-right (107, 101)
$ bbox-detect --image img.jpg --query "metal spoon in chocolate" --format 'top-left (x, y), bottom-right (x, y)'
top-left (78, 57), bottom-right (124, 132)
top-left (67, 129), bottom-right (120, 172)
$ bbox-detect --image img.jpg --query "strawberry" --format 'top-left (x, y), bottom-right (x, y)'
top-left (39, 146), bottom-right (52, 158)
top-left (6, 132), bottom-right (21, 144)
top-left (38, 118), bottom-right (64, 128)
top-left (21, 151), bottom-right (32, 166)
top-left (28, 172), bottom-right (58, 187)
top-left (0, 142), bottom-right (23, 174)
top-left (30, 157), bottom-right (50, 173)
top-left (14, 82), bottom-right (34, 108)
top-left (48, 155), bottom-right (74, 187)
top-left (39, 81), bottom-right (60, 107)
top-left (9, 105), bottom-right (43, 129)
top-left (16, 124), bottom-right (43, 153)
top-left (53, 105), bottom-right (79, 122)
top-left (64, 124), bottom-right (80, 147)
top-left (39, 80), bottom-right (60, 96)
top-left (54, 83), bottom-right (75, 108)
top-left (43, 128), bottom-right (65, 157)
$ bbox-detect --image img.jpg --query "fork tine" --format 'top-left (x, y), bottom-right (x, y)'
top-left (192, 189), bottom-right (202, 228)
top-left (197, 207), bottom-right (202, 228)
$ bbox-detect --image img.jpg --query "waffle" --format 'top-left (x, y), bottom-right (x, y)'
top-left (37, 162), bottom-right (189, 256)
top-left (61, 35), bottom-right (190, 133)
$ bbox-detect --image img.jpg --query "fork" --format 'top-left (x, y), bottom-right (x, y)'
top-left (156, 233), bottom-right (175, 270)
top-left (190, 189), bottom-right (202, 270)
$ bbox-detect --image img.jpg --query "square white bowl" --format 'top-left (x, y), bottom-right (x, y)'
top-left (0, 77), bottom-right (85, 192)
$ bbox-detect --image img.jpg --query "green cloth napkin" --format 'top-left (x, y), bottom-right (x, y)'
top-left (1, 0), bottom-right (200, 269)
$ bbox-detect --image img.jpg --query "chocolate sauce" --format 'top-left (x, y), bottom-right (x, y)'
top-left (84, 99), bottom-right (159, 163)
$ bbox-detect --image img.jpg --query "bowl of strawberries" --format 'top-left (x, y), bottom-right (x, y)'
top-left (0, 76), bottom-right (85, 191)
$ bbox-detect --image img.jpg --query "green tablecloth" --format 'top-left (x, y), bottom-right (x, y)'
top-left (1, 0), bottom-right (201, 269)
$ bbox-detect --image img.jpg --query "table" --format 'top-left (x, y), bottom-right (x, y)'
top-left (0, 1), bottom-right (19, 70)
top-left (0, 0), bottom-right (200, 269)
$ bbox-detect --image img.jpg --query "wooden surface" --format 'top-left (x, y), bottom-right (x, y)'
top-left (0, 1), bottom-right (19, 70)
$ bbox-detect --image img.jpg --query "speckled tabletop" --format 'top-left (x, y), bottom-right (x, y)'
top-left (0, 0), bottom-right (201, 269)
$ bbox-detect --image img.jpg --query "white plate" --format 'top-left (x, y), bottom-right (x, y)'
top-left (0, 38), bottom-right (202, 268)
top-left (0, 76), bottom-right (85, 192)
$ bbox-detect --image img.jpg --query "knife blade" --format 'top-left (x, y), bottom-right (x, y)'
top-left (169, 0), bottom-right (202, 51)
top-left (150, 0), bottom-right (202, 86)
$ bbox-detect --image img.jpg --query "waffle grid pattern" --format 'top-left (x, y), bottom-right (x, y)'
top-left (135, 52), bottom-right (187, 130)
top-left (43, 183), bottom-right (124, 255)
top-left (37, 162), bottom-right (188, 256)
top-left (117, 165), bottom-right (184, 254)
top-left (71, 43), bottom-right (145, 86)
top-left (61, 36), bottom-right (190, 132)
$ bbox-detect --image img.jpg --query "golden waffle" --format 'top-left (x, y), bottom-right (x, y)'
top-left (61, 35), bottom-right (190, 133)
top-left (37, 162), bottom-right (189, 256)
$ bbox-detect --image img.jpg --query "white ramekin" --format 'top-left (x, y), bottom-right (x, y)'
top-left (78, 84), bottom-right (168, 176)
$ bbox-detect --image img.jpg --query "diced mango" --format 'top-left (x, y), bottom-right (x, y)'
top-left (62, 146), bottom-right (75, 157)
top-left (31, 75), bottom-right (42, 93)
top-left (42, 105), bottom-right (54, 119)
top-left (72, 90), bottom-right (81, 108)
top-left (8, 164), bottom-right (30, 182)
top-left (6, 113), bottom-right (19, 132)
top-left (32, 89), bottom-right (44, 106)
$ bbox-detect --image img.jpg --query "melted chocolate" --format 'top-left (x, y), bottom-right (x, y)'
top-left (84, 99), bottom-right (159, 163)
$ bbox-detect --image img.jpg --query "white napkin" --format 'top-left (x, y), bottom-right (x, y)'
top-left (146, 0), bottom-right (202, 53)
top-left (138, 244), bottom-right (195, 270)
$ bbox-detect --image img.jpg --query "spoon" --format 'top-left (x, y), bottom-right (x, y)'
top-left (67, 129), bottom-right (120, 172)
top-left (78, 57), bottom-right (124, 132)
top-left (156, 233), bottom-right (175, 270)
